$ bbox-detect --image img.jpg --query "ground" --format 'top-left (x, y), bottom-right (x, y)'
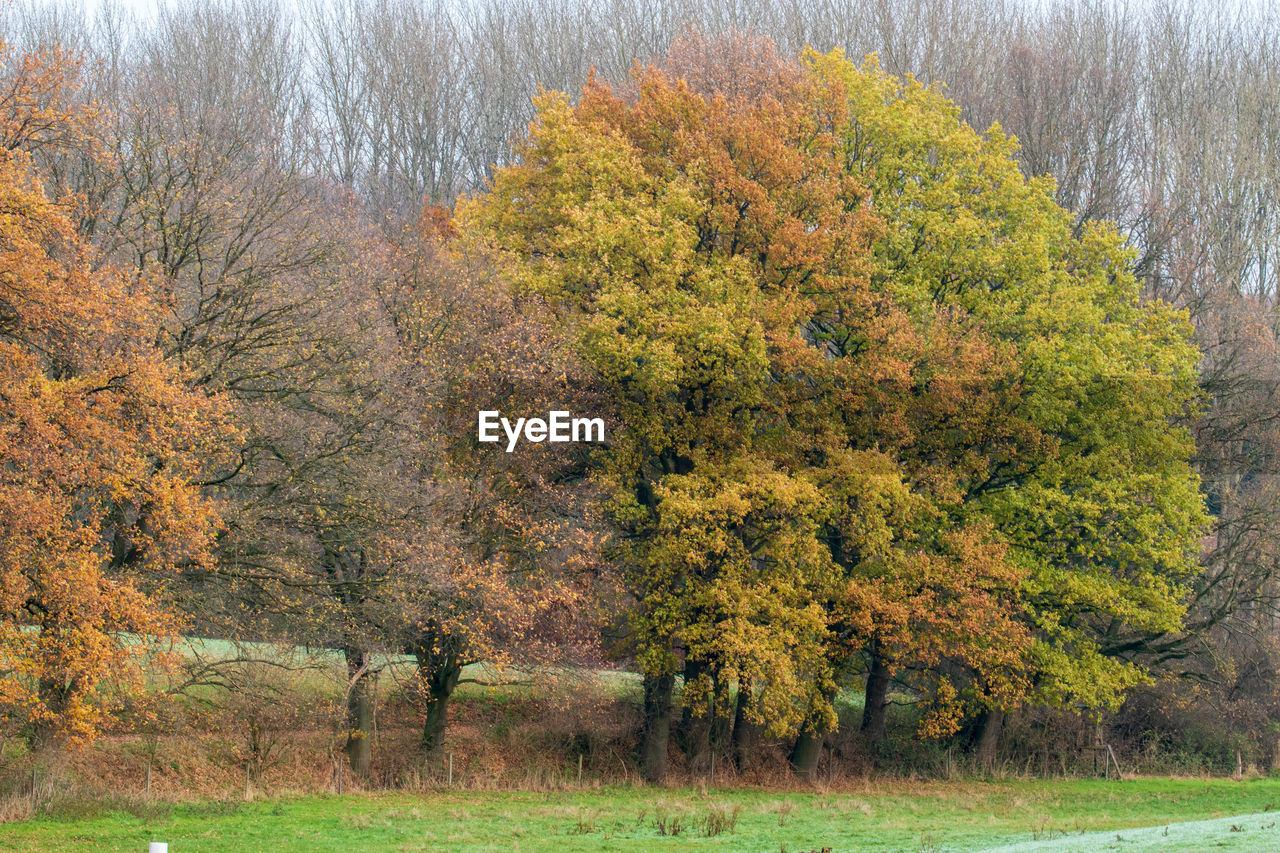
top-left (1, 777), bottom-right (1276, 851)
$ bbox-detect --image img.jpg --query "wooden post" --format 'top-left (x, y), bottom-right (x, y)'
top-left (577, 753), bottom-right (583, 786)
top-left (1106, 744), bottom-right (1121, 780)
top-left (448, 752), bottom-right (453, 788)
top-left (146, 760), bottom-right (152, 798)
top-left (244, 762), bottom-right (251, 800)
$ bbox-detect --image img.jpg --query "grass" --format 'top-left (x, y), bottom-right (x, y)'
top-left (986, 811), bottom-right (1280, 852)
top-left (1, 777), bottom-right (1277, 851)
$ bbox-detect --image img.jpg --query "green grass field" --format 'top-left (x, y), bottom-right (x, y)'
top-left (1, 778), bottom-right (1276, 852)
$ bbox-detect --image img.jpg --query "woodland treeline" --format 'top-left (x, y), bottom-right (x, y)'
top-left (1, 0), bottom-right (1279, 786)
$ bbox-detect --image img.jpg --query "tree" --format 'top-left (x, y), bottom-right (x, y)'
top-left (467, 33), bottom-right (1206, 781)
top-left (461, 34), bottom-right (882, 779)
top-left (0, 39), bottom-right (224, 748)
top-left (464, 32), bottom-right (1033, 780)
top-left (385, 208), bottom-right (605, 756)
top-left (806, 48), bottom-right (1206, 750)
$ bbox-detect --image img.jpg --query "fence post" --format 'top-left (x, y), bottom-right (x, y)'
top-left (1106, 744), bottom-right (1122, 780)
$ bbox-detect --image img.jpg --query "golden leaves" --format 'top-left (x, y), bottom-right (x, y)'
top-left (0, 46), bottom-right (224, 748)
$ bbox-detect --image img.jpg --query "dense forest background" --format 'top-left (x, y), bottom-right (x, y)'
top-left (4, 0), bottom-right (1280, 795)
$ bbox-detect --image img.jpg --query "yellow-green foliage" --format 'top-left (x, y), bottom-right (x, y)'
top-left (464, 41), bottom-right (1206, 737)
top-left (810, 50), bottom-right (1208, 712)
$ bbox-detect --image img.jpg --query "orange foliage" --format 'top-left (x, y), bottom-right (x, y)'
top-left (0, 43), bottom-right (225, 748)
top-left (0, 39), bottom-right (94, 153)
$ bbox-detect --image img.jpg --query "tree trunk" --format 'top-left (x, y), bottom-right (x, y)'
top-left (860, 645), bottom-right (891, 746)
top-left (791, 681), bottom-right (839, 782)
top-left (642, 672), bottom-right (675, 784)
top-left (731, 677), bottom-right (757, 771)
top-left (790, 728), bottom-right (823, 781)
top-left (710, 672), bottom-right (732, 752)
top-left (343, 646), bottom-right (375, 778)
top-left (29, 679), bottom-right (61, 752)
top-left (681, 657), bottom-right (712, 776)
top-left (420, 664), bottom-right (461, 755)
top-left (975, 708), bottom-right (1005, 771)
top-left (413, 627), bottom-right (463, 755)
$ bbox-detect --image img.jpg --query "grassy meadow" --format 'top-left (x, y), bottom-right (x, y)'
top-left (1, 778), bottom-right (1277, 852)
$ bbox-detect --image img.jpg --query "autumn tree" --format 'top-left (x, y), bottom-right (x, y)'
top-left (466, 32), bottom-right (1206, 781)
top-left (381, 208), bottom-right (606, 756)
top-left (8, 4), bottom-right (416, 775)
top-left (802, 49), bottom-right (1207, 760)
top-left (462, 33), bottom-right (1026, 781)
top-left (0, 39), bottom-right (224, 749)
